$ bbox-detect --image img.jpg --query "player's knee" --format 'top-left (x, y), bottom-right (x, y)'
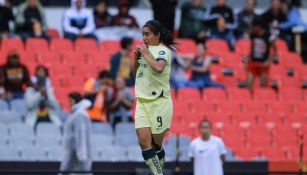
top-left (138, 135), bottom-right (151, 149)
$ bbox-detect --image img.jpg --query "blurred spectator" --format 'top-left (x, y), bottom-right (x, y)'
top-left (209, 0), bottom-right (237, 50)
top-left (109, 76), bottom-right (133, 128)
top-left (0, 0), bottom-right (14, 38)
top-left (178, 0), bottom-right (208, 43)
top-left (246, 17), bottom-right (277, 89)
top-left (112, 0), bottom-right (139, 28)
top-left (170, 51), bottom-right (190, 89)
top-left (175, 44), bottom-right (224, 89)
top-left (83, 70), bottom-right (113, 122)
top-left (93, 0), bottom-right (113, 29)
top-left (261, 0), bottom-right (287, 29)
top-left (15, 0), bottom-right (50, 40)
top-left (1, 51), bottom-right (32, 99)
top-left (25, 65), bottom-right (61, 127)
top-left (60, 92), bottom-right (92, 175)
top-left (149, 0), bottom-right (177, 33)
top-left (235, 0), bottom-right (258, 38)
top-left (63, 0), bottom-right (97, 41)
top-left (109, 37), bottom-right (134, 87)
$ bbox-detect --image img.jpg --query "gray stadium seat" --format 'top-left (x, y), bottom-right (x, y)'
top-left (91, 149), bottom-right (104, 161)
top-left (91, 122), bottom-right (113, 135)
top-left (21, 147), bottom-right (48, 161)
top-left (10, 99), bottom-right (27, 117)
top-left (179, 135), bottom-right (191, 148)
top-left (0, 111), bottom-right (22, 124)
top-left (179, 146), bottom-right (190, 162)
top-left (36, 123), bottom-right (62, 137)
top-left (0, 100), bottom-right (9, 110)
top-left (164, 145), bottom-right (177, 161)
top-left (115, 134), bottom-right (138, 147)
top-left (90, 134), bottom-right (114, 151)
top-left (225, 147), bottom-right (234, 161)
top-left (8, 123), bottom-right (34, 137)
top-left (115, 123), bottom-right (135, 136)
top-left (163, 135), bottom-right (177, 148)
top-left (102, 146), bottom-right (128, 161)
top-left (0, 147), bottom-right (21, 161)
top-left (46, 146), bottom-right (63, 161)
top-left (127, 146), bottom-right (143, 162)
top-left (8, 135), bottom-right (35, 148)
top-left (0, 136), bottom-right (8, 148)
top-left (0, 124), bottom-right (8, 136)
top-left (35, 135), bottom-right (61, 147)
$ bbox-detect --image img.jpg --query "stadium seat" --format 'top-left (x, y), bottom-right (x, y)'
top-left (282, 52), bottom-right (303, 68)
top-left (36, 123), bottom-right (62, 137)
top-left (206, 39), bottom-right (229, 56)
top-left (275, 39), bottom-right (288, 53)
top-left (127, 146), bottom-right (143, 162)
top-left (115, 123), bottom-right (135, 136)
top-left (235, 39), bottom-right (251, 56)
top-left (0, 38), bottom-right (24, 52)
top-left (217, 101), bottom-right (241, 113)
top-left (91, 122), bottom-right (113, 135)
top-left (8, 123), bottom-right (34, 137)
top-left (35, 135), bottom-right (61, 148)
top-left (75, 38), bottom-right (98, 52)
top-left (26, 38), bottom-right (49, 52)
top-left (203, 88), bottom-right (227, 102)
top-left (234, 148), bottom-right (260, 160)
top-left (103, 146), bottom-right (128, 161)
top-left (0, 147), bottom-right (20, 161)
top-left (50, 39), bottom-right (73, 51)
top-left (227, 88), bottom-right (252, 102)
top-left (0, 124), bottom-right (8, 137)
top-left (260, 147), bottom-right (288, 160)
top-left (177, 87), bottom-right (201, 101)
top-left (10, 99), bottom-right (27, 117)
top-left (0, 111), bottom-right (22, 124)
top-left (21, 147), bottom-right (47, 161)
top-left (176, 38), bottom-right (197, 55)
top-left (178, 135), bottom-right (191, 148)
top-left (242, 102), bottom-right (267, 113)
top-left (279, 89), bottom-right (303, 102)
top-left (46, 28), bottom-right (60, 39)
top-left (46, 146), bottom-right (63, 161)
top-left (164, 144), bottom-right (177, 161)
top-left (252, 88), bottom-right (277, 102)
top-left (0, 100), bottom-right (8, 111)
top-left (100, 40), bottom-right (121, 55)
top-left (179, 146), bottom-right (190, 162)
top-left (91, 134), bottom-right (114, 149)
top-left (115, 134), bottom-right (138, 147)
top-left (220, 52), bottom-right (242, 68)
top-left (8, 135), bottom-right (35, 148)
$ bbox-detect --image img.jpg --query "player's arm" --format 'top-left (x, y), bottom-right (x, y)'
top-left (220, 154), bottom-right (226, 163)
top-left (133, 49), bottom-right (139, 78)
top-left (138, 45), bottom-right (166, 73)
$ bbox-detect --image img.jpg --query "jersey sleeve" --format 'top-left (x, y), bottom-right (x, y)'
top-left (155, 48), bottom-right (170, 63)
top-left (218, 139), bottom-right (227, 155)
top-left (188, 141), bottom-right (195, 158)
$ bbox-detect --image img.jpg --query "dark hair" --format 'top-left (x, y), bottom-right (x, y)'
top-left (98, 70), bottom-right (110, 79)
top-left (143, 20), bottom-right (176, 50)
top-left (199, 118), bottom-right (212, 128)
top-left (94, 0), bottom-right (107, 6)
top-left (120, 37), bottom-right (133, 49)
top-left (35, 65), bottom-right (49, 77)
top-left (68, 92), bottom-right (83, 104)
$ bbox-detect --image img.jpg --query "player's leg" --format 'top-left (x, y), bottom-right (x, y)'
top-left (260, 72), bottom-right (268, 87)
top-left (136, 127), bottom-right (163, 175)
top-left (152, 130), bottom-right (168, 169)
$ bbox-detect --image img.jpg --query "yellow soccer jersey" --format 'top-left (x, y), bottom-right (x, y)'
top-left (135, 43), bottom-right (172, 100)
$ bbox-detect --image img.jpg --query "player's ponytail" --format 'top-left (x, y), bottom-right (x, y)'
top-left (144, 20), bottom-right (176, 50)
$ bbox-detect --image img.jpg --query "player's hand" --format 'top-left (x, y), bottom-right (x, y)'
top-left (138, 45), bottom-right (150, 57)
top-left (134, 48), bottom-right (141, 59)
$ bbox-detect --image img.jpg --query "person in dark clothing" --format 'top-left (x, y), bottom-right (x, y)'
top-left (246, 17), bottom-right (277, 89)
top-left (109, 37), bottom-right (134, 86)
top-left (178, 0), bottom-right (208, 43)
top-left (261, 0), bottom-right (287, 30)
top-left (0, 0), bottom-right (14, 37)
top-left (149, 0), bottom-right (177, 34)
top-left (1, 51), bottom-right (32, 99)
top-left (235, 0), bottom-right (258, 39)
top-left (209, 0), bottom-right (237, 50)
top-left (93, 0), bottom-right (113, 29)
top-left (112, 0), bottom-right (138, 28)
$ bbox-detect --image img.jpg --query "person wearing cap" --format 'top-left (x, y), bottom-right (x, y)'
top-left (112, 0), bottom-right (139, 28)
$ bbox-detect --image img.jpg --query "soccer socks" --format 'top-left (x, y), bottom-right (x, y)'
top-left (142, 148), bottom-right (163, 175)
top-left (156, 147), bottom-right (165, 169)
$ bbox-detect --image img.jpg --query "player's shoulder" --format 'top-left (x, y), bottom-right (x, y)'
top-left (210, 135), bottom-right (224, 143)
top-left (191, 137), bottom-right (202, 145)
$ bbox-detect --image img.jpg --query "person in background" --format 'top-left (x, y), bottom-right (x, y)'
top-left (235, 0), bottom-right (258, 39)
top-left (60, 92), bottom-right (92, 175)
top-left (0, 0), bottom-right (14, 38)
top-left (112, 0), bottom-right (139, 28)
top-left (246, 17), bottom-right (277, 89)
top-left (177, 44), bottom-right (224, 89)
top-left (149, 0), bottom-right (177, 34)
top-left (15, 0), bottom-right (49, 40)
top-left (189, 119), bottom-right (226, 175)
top-left (170, 51), bottom-right (190, 89)
top-left (1, 51), bottom-right (32, 99)
top-left (25, 65), bottom-right (61, 128)
top-left (178, 0), bottom-right (208, 43)
top-left (209, 0), bottom-right (237, 50)
top-left (83, 70), bottom-right (113, 122)
top-left (109, 37), bottom-right (134, 87)
top-left (93, 0), bottom-right (113, 29)
top-left (63, 0), bottom-right (97, 41)
top-left (109, 76), bottom-right (134, 128)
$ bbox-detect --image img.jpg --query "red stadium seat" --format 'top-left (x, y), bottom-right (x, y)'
top-left (217, 101), bottom-right (241, 113)
top-left (1, 38), bottom-right (24, 52)
top-left (192, 101), bottom-right (216, 114)
top-left (227, 88), bottom-right (252, 102)
top-left (205, 39), bottom-right (229, 56)
top-left (242, 102), bottom-right (267, 113)
top-left (203, 88), bottom-right (227, 102)
top-left (177, 87), bottom-right (201, 101)
top-left (50, 39), bottom-right (73, 51)
top-left (46, 28), bottom-right (60, 39)
top-left (220, 52), bottom-right (242, 68)
top-left (234, 148), bottom-right (260, 160)
top-left (278, 89), bottom-right (303, 102)
top-left (275, 39), bottom-right (288, 53)
top-left (100, 40), bottom-right (121, 55)
top-left (176, 38), bottom-right (197, 55)
top-left (26, 38), bottom-right (49, 51)
top-left (282, 52), bottom-right (303, 68)
top-left (235, 39), bottom-right (251, 56)
top-left (260, 147), bottom-right (287, 160)
top-left (75, 38), bottom-right (98, 52)
top-left (253, 88), bottom-right (277, 102)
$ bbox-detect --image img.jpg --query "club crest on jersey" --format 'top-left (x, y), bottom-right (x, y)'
top-left (159, 51), bottom-right (166, 55)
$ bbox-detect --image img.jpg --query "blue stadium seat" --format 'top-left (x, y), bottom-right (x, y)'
top-left (115, 134), bottom-right (138, 147)
top-left (8, 123), bottom-right (34, 137)
top-left (8, 136), bottom-right (35, 148)
top-left (90, 134), bottom-right (114, 151)
top-left (179, 146), bottom-right (189, 162)
top-left (46, 146), bottom-right (63, 161)
top-left (163, 135), bottom-right (177, 148)
top-left (10, 99), bottom-right (27, 117)
top-left (164, 145), bottom-right (176, 161)
top-left (0, 124), bottom-right (8, 136)
top-left (0, 147), bottom-right (21, 161)
top-left (0, 111), bottom-right (22, 124)
top-left (0, 100), bottom-right (9, 111)
top-left (115, 123), bottom-right (135, 136)
top-left (35, 135), bottom-right (61, 148)
top-left (91, 122), bottom-right (113, 135)
top-left (21, 147), bottom-right (48, 161)
top-left (36, 123), bottom-right (62, 137)
top-left (102, 146), bottom-right (128, 162)
top-left (127, 146), bottom-right (143, 162)
top-left (179, 135), bottom-right (191, 148)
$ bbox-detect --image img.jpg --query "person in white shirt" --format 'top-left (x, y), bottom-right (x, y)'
top-left (189, 119), bottom-right (226, 175)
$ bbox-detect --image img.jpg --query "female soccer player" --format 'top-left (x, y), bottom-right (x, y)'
top-left (134, 20), bottom-right (175, 175)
